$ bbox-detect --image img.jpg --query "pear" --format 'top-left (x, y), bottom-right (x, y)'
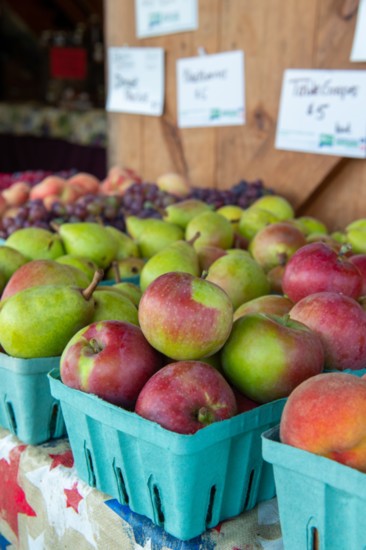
top-left (238, 207), bottom-right (279, 241)
top-left (105, 258), bottom-right (145, 281)
top-left (137, 220), bottom-right (184, 258)
top-left (125, 216), bottom-right (149, 240)
top-left (0, 246), bottom-right (28, 282)
top-left (55, 222), bottom-right (118, 269)
top-left (185, 211), bottom-right (234, 250)
top-left (5, 227), bottom-right (65, 261)
top-left (163, 199), bottom-right (213, 229)
top-left (140, 239), bottom-right (200, 292)
top-left (206, 252), bottom-right (270, 309)
top-left (111, 282), bottom-right (142, 306)
top-left (105, 225), bottom-right (140, 259)
top-left (251, 195), bottom-right (295, 221)
top-left (91, 288), bottom-right (139, 325)
top-left (2, 259), bottom-right (91, 300)
top-left (0, 270), bottom-right (103, 358)
top-left (196, 245), bottom-right (228, 272)
top-left (56, 255), bottom-right (98, 280)
top-left (0, 271), bottom-right (7, 296)
top-left (216, 205), bottom-right (243, 231)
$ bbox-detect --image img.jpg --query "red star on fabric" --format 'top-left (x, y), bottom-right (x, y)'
top-left (64, 481), bottom-right (83, 513)
top-left (212, 522), bottom-right (224, 533)
top-left (0, 445), bottom-right (36, 536)
top-left (49, 450), bottom-right (74, 470)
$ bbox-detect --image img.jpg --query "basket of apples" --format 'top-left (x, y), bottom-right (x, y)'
top-left (49, 270), bottom-right (327, 541)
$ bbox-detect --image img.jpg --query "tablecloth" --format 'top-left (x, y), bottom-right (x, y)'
top-left (0, 427), bottom-right (283, 550)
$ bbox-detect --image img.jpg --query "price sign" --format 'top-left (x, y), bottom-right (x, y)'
top-left (135, 0), bottom-right (198, 38)
top-left (275, 69), bottom-right (366, 158)
top-left (351, 0), bottom-right (366, 62)
top-left (177, 50), bottom-right (245, 128)
top-left (106, 47), bottom-right (164, 116)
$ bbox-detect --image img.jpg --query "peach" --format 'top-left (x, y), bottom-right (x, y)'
top-left (30, 176), bottom-right (66, 200)
top-left (156, 172), bottom-right (191, 198)
top-left (0, 193), bottom-right (8, 216)
top-left (280, 372), bottom-right (366, 472)
top-left (2, 182), bottom-right (31, 207)
top-left (67, 172), bottom-right (101, 195)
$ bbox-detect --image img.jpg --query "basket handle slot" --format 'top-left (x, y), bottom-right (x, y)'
top-left (151, 484), bottom-right (165, 526)
top-left (84, 443), bottom-right (96, 487)
top-left (205, 485), bottom-right (217, 526)
top-left (309, 525), bottom-right (319, 550)
top-left (5, 401), bottom-right (17, 434)
top-left (243, 469), bottom-right (255, 510)
top-left (114, 465), bottom-right (129, 505)
top-left (49, 402), bottom-right (60, 438)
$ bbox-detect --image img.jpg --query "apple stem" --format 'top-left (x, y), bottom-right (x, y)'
top-left (339, 243), bottom-right (353, 256)
top-left (277, 252), bottom-right (288, 266)
top-left (82, 269), bottom-right (104, 301)
top-left (89, 338), bottom-right (103, 354)
top-left (197, 406), bottom-right (215, 425)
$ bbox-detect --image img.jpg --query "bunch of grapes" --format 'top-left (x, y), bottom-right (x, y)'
top-left (120, 182), bottom-right (180, 218)
top-left (187, 179), bottom-right (273, 209)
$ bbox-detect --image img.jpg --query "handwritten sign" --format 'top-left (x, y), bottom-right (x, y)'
top-left (275, 69), bottom-right (366, 158)
top-left (177, 50), bottom-right (245, 128)
top-left (106, 47), bottom-right (164, 116)
top-left (135, 0), bottom-right (198, 38)
top-left (351, 0), bottom-right (366, 62)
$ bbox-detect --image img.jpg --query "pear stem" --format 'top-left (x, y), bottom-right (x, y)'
top-left (50, 221), bottom-right (61, 233)
top-left (82, 269), bottom-right (104, 301)
top-left (187, 231), bottom-right (201, 246)
top-left (112, 261), bottom-right (121, 283)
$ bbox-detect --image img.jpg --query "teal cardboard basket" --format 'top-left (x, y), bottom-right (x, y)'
top-left (0, 354), bottom-right (65, 445)
top-left (99, 275), bottom-right (140, 287)
top-left (262, 426), bottom-right (366, 550)
top-left (49, 369), bottom-right (285, 541)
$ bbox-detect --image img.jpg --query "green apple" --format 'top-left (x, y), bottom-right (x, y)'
top-left (221, 313), bottom-right (324, 403)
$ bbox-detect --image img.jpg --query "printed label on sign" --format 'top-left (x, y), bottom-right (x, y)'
top-left (177, 50), bottom-right (245, 128)
top-left (135, 0), bottom-right (198, 38)
top-left (275, 69), bottom-right (366, 158)
top-left (106, 47), bottom-right (164, 116)
top-left (351, 0), bottom-right (366, 62)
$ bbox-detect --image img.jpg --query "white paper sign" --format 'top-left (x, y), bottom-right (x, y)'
top-left (177, 50), bottom-right (245, 128)
top-left (351, 0), bottom-right (366, 62)
top-left (135, 0), bottom-right (198, 38)
top-left (275, 69), bottom-right (366, 158)
top-left (106, 47), bottom-right (164, 116)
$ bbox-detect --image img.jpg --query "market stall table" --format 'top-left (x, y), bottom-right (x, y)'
top-left (0, 427), bottom-right (283, 549)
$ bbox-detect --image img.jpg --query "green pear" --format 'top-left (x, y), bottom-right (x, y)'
top-left (105, 258), bottom-right (145, 281)
top-left (346, 228), bottom-right (366, 254)
top-left (140, 240), bottom-right (200, 292)
top-left (90, 288), bottom-right (139, 325)
top-left (125, 216), bottom-right (149, 240)
top-left (163, 199), bottom-right (213, 228)
top-left (111, 282), bottom-right (142, 306)
top-left (331, 231), bottom-right (348, 244)
top-left (196, 245), bottom-right (228, 272)
top-left (0, 246), bottom-right (28, 282)
top-left (216, 205), bottom-right (243, 231)
top-left (2, 259), bottom-right (91, 300)
top-left (5, 227), bottom-right (65, 261)
top-left (56, 222), bottom-right (118, 269)
top-left (0, 271), bottom-right (7, 296)
top-left (138, 220), bottom-right (184, 258)
top-left (238, 207), bottom-right (279, 241)
top-left (346, 218), bottom-right (366, 232)
top-left (105, 226), bottom-right (140, 259)
top-left (294, 216), bottom-right (328, 237)
top-left (251, 195), bottom-right (295, 221)
top-left (185, 211), bottom-right (234, 250)
top-left (56, 255), bottom-right (98, 280)
top-left (0, 271), bottom-right (103, 358)
top-left (206, 252), bottom-right (270, 309)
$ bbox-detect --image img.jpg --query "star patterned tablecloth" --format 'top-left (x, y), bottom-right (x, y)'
top-left (0, 427), bottom-right (283, 550)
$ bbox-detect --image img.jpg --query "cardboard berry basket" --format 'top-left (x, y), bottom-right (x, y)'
top-left (262, 425), bottom-right (366, 550)
top-left (48, 368), bottom-right (286, 541)
top-left (0, 353), bottom-right (65, 445)
top-left (98, 275), bottom-right (140, 287)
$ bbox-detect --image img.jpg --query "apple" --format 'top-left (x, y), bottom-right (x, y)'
top-left (266, 264), bottom-right (286, 294)
top-left (138, 272), bottom-right (233, 360)
top-left (135, 360), bottom-right (238, 434)
top-left (156, 172), bottom-right (190, 198)
top-left (289, 291), bottom-right (366, 371)
top-left (282, 242), bottom-right (363, 303)
top-left (221, 313), bottom-right (324, 403)
top-left (60, 320), bottom-right (163, 409)
top-left (233, 294), bottom-right (293, 321)
top-left (249, 221), bottom-right (307, 272)
top-left (280, 372), bottom-right (366, 472)
top-left (349, 254), bottom-right (366, 295)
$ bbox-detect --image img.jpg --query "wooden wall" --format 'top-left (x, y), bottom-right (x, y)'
top-left (105, 0), bottom-right (366, 231)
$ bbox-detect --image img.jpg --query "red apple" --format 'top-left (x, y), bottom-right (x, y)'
top-left (221, 313), bottom-right (324, 403)
top-left (138, 272), bottom-right (233, 360)
top-left (282, 242), bottom-right (363, 302)
top-left (249, 221), bottom-right (307, 272)
top-left (349, 254), bottom-right (366, 295)
top-left (135, 360), bottom-right (237, 434)
top-left (289, 291), bottom-right (366, 371)
top-left (60, 320), bottom-right (163, 409)
top-left (280, 372), bottom-right (366, 472)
